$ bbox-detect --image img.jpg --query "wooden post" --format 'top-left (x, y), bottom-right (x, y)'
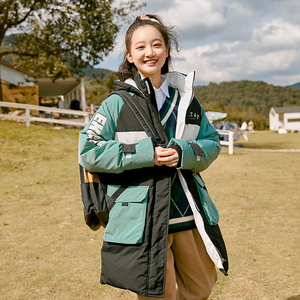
top-left (228, 131), bottom-right (234, 155)
top-left (26, 108), bottom-right (30, 127)
top-left (80, 78), bottom-right (86, 112)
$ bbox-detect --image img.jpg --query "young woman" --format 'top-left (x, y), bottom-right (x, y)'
top-left (79, 14), bottom-right (228, 300)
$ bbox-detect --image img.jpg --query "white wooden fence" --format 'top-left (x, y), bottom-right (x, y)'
top-left (0, 101), bottom-right (90, 127)
top-left (217, 130), bottom-right (234, 155)
top-left (0, 101), bottom-right (235, 154)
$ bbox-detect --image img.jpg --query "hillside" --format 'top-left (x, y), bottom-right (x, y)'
top-left (79, 64), bottom-right (114, 80)
top-left (194, 80), bottom-right (300, 128)
top-left (290, 82), bottom-right (300, 89)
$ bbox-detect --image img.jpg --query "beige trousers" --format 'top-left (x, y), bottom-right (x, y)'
top-left (137, 228), bottom-right (217, 300)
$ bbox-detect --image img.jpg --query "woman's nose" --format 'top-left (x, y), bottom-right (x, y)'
top-left (145, 46), bottom-right (154, 56)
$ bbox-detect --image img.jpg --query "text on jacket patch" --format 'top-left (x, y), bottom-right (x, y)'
top-left (86, 113), bottom-right (107, 141)
top-left (189, 111), bottom-right (200, 120)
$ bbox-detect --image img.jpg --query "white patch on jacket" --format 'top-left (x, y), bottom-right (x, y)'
top-left (86, 113), bottom-right (107, 142)
top-left (115, 131), bottom-right (148, 143)
top-left (182, 124), bottom-right (200, 142)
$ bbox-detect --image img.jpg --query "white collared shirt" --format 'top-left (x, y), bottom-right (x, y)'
top-left (154, 79), bottom-right (170, 111)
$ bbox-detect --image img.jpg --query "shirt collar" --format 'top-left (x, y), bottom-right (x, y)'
top-left (157, 78), bottom-right (170, 98)
top-left (154, 78), bottom-right (170, 110)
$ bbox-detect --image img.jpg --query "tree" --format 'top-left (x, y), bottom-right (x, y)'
top-left (0, 0), bottom-right (144, 100)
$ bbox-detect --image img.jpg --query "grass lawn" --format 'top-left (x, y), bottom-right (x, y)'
top-left (0, 120), bottom-right (299, 300)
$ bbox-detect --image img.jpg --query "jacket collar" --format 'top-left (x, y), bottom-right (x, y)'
top-left (162, 71), bottom-right (195, 96)
top-left (116, 71), bottom-right (195, 96)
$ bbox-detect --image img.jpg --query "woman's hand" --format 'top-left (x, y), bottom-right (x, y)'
top-left (154, 147), bottom-right (179, 167)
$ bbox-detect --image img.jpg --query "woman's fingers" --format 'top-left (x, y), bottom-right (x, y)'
top-left (157, 148), bottom-right (179, 167)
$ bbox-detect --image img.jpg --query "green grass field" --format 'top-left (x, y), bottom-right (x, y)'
top-left (0, 120), bottom-right (299, 300)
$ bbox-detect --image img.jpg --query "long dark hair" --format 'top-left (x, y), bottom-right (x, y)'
top-left (118, 14), bottom-right (180, 82)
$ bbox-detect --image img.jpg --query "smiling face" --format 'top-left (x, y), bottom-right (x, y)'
top-left (126, 25), bottom-right (169, 88)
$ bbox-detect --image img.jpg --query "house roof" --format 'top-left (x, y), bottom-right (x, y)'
top-left (0, 60), bottom-right (36, 77)
top-left (36, 77), bottom-right (83, 97)
top-left (272, 106), bottom-right (300, 114)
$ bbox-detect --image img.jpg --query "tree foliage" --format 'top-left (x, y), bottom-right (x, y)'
top-left (194, 80), bottom-right (300, 129)
top-left (85, 70), bottom-right (118, 106)
top-left (0, 0), bottom-right (143, 80)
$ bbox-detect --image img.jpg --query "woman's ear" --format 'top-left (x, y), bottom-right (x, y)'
top-left (126, 51), bottom-right (134, 63)
top-left (166, 45), bottom-right (169, 58)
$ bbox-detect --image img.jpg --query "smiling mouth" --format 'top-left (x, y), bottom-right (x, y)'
top-left (144, 59), bottom-right (157, 65)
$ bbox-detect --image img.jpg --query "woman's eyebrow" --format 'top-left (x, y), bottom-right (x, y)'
top-left (134, 38), bottom-right (163, 45)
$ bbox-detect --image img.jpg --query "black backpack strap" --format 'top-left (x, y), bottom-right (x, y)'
top-left (112, 90), bottom-right (165, 147)
top-left (105, 183), bottom-right (128, 212)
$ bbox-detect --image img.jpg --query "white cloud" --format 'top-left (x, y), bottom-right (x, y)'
top-left (169, 0), bottom-right (225, 30)
top-left (252, 19), bottom-right (300, 51)
top-left (173, 18), bottom-right (300, 85)
top-left (243, 51), bottom-right (291, 74)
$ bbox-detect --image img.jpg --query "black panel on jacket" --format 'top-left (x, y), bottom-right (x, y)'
top-left (116, 102), bottom-right (145, 132)
top-left (122, 144), bottom-right (136, 153)
top-left (186, 97), bottom-right (202, 126)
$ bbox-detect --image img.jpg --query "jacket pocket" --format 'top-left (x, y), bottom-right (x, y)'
top-left (103, 185), bottom-right (149, 244)
top-left (194, 175), bottom-right (219, 225)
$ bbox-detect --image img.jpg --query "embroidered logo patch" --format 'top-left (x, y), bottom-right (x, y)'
top-left (189, 111), bottom-right (200, 120)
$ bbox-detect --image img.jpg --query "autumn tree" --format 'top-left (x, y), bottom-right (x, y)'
top-left (0, 0), bottom-right (143, 100)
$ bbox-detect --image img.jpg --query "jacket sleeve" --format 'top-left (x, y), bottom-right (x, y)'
top-left (78, 94), bottom-right (155, 173)
top-left (168, 102), bottom-right (221, 173)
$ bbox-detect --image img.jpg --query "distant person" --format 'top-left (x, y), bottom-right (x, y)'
top-left (56, 98), bottom-right (64, 109)
top-left (70, 99), bottom-right (80, 110)
top-left (56, 98), bottom-right (65, 118)
top-left (248, 120), bottom-right (254, 133)
top-left (78, 14), bottom-right (228, 299)
top-left (241, 121), bottom-right (248, 141)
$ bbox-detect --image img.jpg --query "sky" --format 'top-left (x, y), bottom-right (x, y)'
top-left (98, 0), bottom-right (300, 87)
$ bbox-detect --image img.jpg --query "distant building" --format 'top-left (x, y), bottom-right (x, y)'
top-left (269, 106), bottom-right (300, 133)
top-left (0, 60), bottom-right (87, 111)
top-left (36, 77), bottom-right (87, 111)
top-left (0, 60), bottom-right (38, 107)
top-left (0, 60), bottom-right (36, 86)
